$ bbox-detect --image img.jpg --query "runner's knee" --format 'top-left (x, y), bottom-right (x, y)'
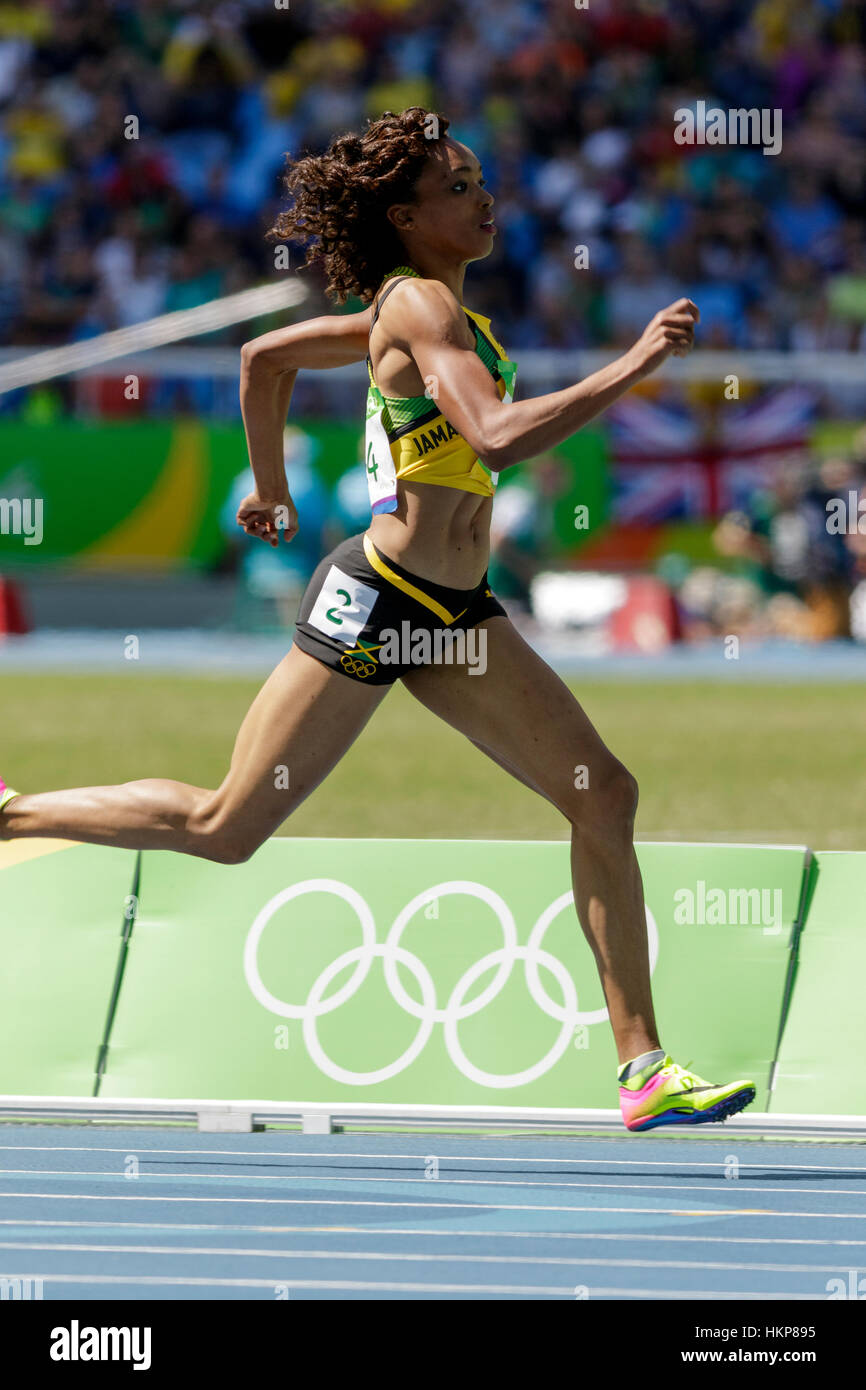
top-left (568, 758), bottom-right (639, 833)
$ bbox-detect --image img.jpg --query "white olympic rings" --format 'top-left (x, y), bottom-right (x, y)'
top-left (243, 878), bottom-right (659, 1088)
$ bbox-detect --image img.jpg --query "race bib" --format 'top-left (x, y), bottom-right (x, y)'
top-left (365, 383), bottom-right (398, 515)
top-left (308, 565), bottom-right (379, 645)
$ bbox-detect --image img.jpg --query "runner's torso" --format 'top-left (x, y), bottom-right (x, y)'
top-left (365, 268), bottom-right (516, 590)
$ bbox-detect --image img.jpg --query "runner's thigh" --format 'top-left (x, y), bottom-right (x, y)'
top-left (401, 616), bottom-right (625, 815)
top-left (212, 644), bottom-right (390, 836)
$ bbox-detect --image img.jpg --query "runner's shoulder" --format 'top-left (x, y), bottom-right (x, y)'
top-left (377, 277), bottom-right (470, 347)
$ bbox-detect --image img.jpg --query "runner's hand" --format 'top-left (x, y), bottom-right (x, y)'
top-left (630, 299), bottom-right (700, 378)
top-left (236, 492), bottom-right (298, 547)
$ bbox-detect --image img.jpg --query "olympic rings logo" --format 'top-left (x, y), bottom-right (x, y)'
top-left (244, 879), bottom-right (659, 1088)
top-left (340, 655), bottom-right (377, 678)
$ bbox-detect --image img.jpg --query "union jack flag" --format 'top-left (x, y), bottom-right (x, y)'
top-left (608, 387), bottom-right (816, 523)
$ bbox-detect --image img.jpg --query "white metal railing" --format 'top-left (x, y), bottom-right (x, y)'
top-left (0, 1095), bottom-right (863, 1136)
top-left (0, 346), bottom-right (863, 386)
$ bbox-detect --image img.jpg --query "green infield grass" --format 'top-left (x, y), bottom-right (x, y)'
top-left (2, 673), bottom-right (862, 849)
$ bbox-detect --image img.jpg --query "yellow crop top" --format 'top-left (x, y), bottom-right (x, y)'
top-left (364, 268), bottom-right (517, 516)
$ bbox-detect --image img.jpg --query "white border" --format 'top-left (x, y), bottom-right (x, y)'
top-left (0, 1096), bottom-right (863, 1138)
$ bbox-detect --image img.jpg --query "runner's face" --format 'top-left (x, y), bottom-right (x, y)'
top-left (392, 139), bottom-right (496, 263)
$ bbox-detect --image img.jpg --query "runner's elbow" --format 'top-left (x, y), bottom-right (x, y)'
top-left (241, 336), bottom-right (294, 378)
top-left (241, 339), bottom-right (269, 377)
top-left (478, 432), bottom-right (519, 472)
top-left (476, 408), bottom-right (523, 471)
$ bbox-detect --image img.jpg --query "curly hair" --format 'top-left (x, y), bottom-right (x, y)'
top-left (268, 107), bottom-right (450, 304)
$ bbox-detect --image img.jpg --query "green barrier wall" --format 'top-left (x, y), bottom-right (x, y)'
top-left (96, 838), bottom-right (807, 1110)
top-left (0, 421), bottom-right (607, 567)
top-left (11, 836), bottom-right (860, 1116)
top-left (0, 843), bottom-right (138, 1095)
top-left (771, 852), bottom-right (866, 1115)
top-left (0, 420), bottom-right (362, 569)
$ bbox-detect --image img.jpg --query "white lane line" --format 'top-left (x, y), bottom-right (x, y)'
top-left (2, 1219), bottom-right (866, 1246)
top-left (3, 1168), bottom-right (865, 1198)
top-left (0, 1190), bottom-right (862, 1219)
top-left (0, 1241), bottom-right (860, 1275)
top-left (2, 1272), bottom-right (823, 1298)
top-left (1, 1146), bottom-right (861, 1174)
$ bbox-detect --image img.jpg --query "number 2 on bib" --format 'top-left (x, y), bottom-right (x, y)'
top-left (326, 588), bottom-right (352, 625)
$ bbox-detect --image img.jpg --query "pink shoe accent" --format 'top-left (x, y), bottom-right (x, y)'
top-left (619, 1070), bottom-right (667, 1106)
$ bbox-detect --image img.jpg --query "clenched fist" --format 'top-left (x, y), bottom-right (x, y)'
top-left (235, 492), bottom-right (298, 547)
top-left (630, 298), bottom-right (700, 379)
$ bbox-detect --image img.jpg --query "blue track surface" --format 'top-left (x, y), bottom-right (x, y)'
top-left (1, 1126), bottom-right (865, 1300)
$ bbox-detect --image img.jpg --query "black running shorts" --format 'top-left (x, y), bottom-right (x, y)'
top-left (292, 532), bottom-right (506, 684)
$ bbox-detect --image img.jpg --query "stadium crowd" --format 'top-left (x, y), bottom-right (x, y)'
top-left (1, 0), bottom-right (865, 358)
top-left (694, 440), bottom-right (866, 641)
top-left (2, 0), bottom-right (865, 644)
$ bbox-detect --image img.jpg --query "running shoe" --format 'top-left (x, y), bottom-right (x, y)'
top-left (0, 777), bottom-right (20, 814)
top-left (619, 1054), bottom-right (756, 1132)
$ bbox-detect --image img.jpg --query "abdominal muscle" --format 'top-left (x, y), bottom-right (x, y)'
top-left (366, 305), bottom-right (496, 589)
top-left (367, 481), bottom-right (493, 590)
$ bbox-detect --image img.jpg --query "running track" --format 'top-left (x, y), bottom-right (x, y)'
top-left (1, 1126), bottom-right (864, 1300)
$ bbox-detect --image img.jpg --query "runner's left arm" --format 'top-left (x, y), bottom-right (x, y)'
top-left (238, 307), bottom-right (372, 544)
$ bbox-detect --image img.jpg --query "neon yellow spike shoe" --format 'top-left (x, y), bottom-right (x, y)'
top-left (619, 1054), bottom-right (756, 1132)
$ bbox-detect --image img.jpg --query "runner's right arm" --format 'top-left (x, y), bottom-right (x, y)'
top-left (238, 308), bottom-right (373, 544)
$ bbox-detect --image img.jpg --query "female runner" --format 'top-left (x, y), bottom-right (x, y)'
top-left (0, 108), bottom-right (755, 1131)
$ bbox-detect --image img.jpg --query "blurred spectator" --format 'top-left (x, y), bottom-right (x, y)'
top-left (708, 454), bottom-right (865, 639)
top-left (0, 0), bottom-right (863, 365)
